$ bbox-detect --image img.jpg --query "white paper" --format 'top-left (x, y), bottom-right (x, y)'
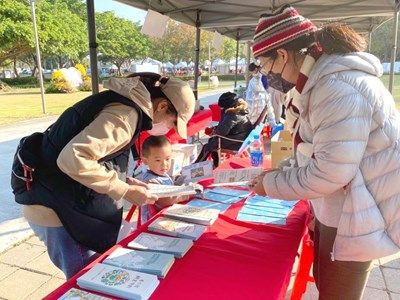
top-left (212, 167), bottom-right (263, 186)
top-left (181, 161), bottom-right (213, 183)
top-left (141, 10), bottom-right (169, 38)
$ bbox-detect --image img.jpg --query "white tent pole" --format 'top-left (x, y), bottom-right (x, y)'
top-left (30, 0), bottom-right (46, 114)
top-left (86, 0), bottom-right (99, 94)
top-left (234, 30), bottom-right (239, 88)
top-left (245, 41), bottom-right (251, 88)
top-left (389, 10), bottom-right (399, 94)
top-left (194, 10), bottom-right (201, 100)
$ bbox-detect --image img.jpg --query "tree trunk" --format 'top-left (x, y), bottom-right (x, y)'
top-left (13, 58), bottom-right (20, 78)
top-left (58, 56), bottom-right (63, 69)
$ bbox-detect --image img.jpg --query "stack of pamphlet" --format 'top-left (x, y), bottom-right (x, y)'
top-left (128, 232), bottom-right (193, 258)
top-left (102, 247), bottom-right (175, 278)
top-left (187, 198), bottom-right (230, 213)
top-left (237, 195), bottom-right (298, 225)
top-left (148, 217), bottom-right (206, 241)
top-left (210, 187), bottom-right (252, 198)
top-left (58, 288), bottom-right (111, 299)
top-left (163, 203), bottom-right (219, 225)
top-left (202, 190), bottom-right (242, 204)
top-left (77, 263), bottom-right (159, 300)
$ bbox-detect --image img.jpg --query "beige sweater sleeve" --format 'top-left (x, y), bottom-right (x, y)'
top-left (56, 103), bottom-right (138, 201)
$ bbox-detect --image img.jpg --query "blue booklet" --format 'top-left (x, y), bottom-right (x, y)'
top-left (210, 187), bottom-right (252, 198)
top-left (245, 195), bottom-right (298, 208)
top-left (187, 198), bottom-right (230, 213)
top-left (128, 233), bottom-right (192, 258)
top-left (148, 217), bottom-right (207, 241)
top-left (202, 190), bottom-right (242, 204)
top-left (239, 204), bottom-right (291, 218)
top-left (236, 211), bottom-right (287, 225)
top-left (102, 247), bottom-right (175, 278)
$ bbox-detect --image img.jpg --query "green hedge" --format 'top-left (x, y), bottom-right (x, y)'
top-left (173, 74), bottom-right (245, 81)
top-left (2, 77), bottom-right (51, 87)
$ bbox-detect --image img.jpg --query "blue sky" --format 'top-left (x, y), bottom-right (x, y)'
top-left (95, 0), bottom-right (146, 24)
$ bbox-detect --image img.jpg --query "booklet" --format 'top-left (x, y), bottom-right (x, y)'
top-left (245, 195), bottom-right (298, 208)
top-left (128, 232), bottom-right (193, 258)
top-left (210, 187), bottom-right (252, 198)
top-left (58, 288), bottom-right (112, 300)
top-left (211, 167), bottom-right (263, 186)
top-left (147, 183), bottom-right (203, 198)
top-left (102, 247), bottom-right (174, 278)
top-left (239, 204), bottom-right (291, 218)
top-left (187, 198), bottom-right (230, 213)
top-left (181, 160), bottom-right (213, 183)
top-left (148, 217), bottom-right (206, 240)
top-left (202, 190), bottom-right (242, 204)
top-left (236, 211), bottom-right (287, 225)
top-left (163, 203), bottom-right (220, 225)
top-left (77, 263), bottom-right (159, 300)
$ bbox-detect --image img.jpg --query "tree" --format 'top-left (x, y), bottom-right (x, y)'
top-left (218, 37), bottom-right (237, 62)
top-left (96, 11), bottom-right (150, 75)
top-left (0, 0), bottom-right (33, 66)
top-left (36, 0), bottom-right (87, 67)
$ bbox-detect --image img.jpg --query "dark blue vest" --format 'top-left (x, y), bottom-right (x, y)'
top-left (12, 90), bottom-right (152, 252)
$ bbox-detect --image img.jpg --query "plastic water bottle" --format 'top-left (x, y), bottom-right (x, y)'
top-left (250, 134), bottom-right (263, 167)
top-left (262, 125), bottom-right (272, 156)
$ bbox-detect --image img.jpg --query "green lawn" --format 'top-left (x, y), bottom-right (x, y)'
top-left (0, 77), bottom-right (399, 126)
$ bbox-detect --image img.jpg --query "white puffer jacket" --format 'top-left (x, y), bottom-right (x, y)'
top-left (263, 52), bottom-right (400, 261)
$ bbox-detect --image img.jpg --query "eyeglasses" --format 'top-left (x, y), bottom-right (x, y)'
top-left (260, 59), bottom-right (275, 76)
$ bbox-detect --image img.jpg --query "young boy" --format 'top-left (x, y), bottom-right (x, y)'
top-left (139, 136), bottom-right (187, 223)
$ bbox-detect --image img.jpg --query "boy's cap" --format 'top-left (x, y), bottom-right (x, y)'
top-left (253, 4), bottom-right (317, 57)
top-left (160, 78), bottom-right (195, 139)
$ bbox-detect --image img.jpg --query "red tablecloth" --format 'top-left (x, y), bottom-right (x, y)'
top-left (44, 157), bottom-right (310, 300)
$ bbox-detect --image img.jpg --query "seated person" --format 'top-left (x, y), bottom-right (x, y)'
top-left (195, 92), bottom-right (253, 167)
top-left (138, 136), bottom-right (188, 223)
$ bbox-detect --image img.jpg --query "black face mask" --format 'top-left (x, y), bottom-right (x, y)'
top-left (266, 59), bottom-right (295, 93)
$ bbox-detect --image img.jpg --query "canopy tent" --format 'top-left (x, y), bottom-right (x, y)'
top-left (175, 61), bottom-right (188, 68)
top-left (86, 0), bottom-right (400, 95)
top-left (163, 61), bottom-right (174, 68)
top-left (116, 0), bottom-right (399, 39)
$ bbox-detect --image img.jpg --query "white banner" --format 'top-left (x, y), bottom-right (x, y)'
top-left (141, 9), bottom-right (169, 38)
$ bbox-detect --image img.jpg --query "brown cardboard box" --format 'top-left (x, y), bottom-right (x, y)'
top-left (271, 130), bottom-right (293, 168)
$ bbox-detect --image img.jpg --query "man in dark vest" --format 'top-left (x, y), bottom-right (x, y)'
top-left (11, 73), bottom-right (195, 279)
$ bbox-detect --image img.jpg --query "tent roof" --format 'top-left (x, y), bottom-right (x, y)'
top-left (117, 0), bottom-right (399, 40)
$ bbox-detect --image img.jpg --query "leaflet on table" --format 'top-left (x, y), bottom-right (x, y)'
top-left (245, 195), bottom-right (298, 208)
top-left (148, 217), bottom-right (206, 240)
top-left (187, 198), bottom-right (230, 213)
top-left (127, 232), bottom-right (193, 258)
top-left (147, 183), bottom-right (203, 198)
top-left (162, 203), bottom-right (219, 225)
top-left (210, 167), bottom-right (263, 187)
top-left (236, 211), bottom-right (287, 225)
top-left (209, 187), bottom-right (252, 198)
top-left (202, 190), bottom-right (242, 204)
top-left (58, 288), bottom-right (112, 300)
top-left (181, 160), bottom-right (213, 183)
top-left (239, 204), bottom-right (292, 218)
top-left (102, 247), bottom-right (175, 278)
top-left (77, 263), bottom-right (159, 300)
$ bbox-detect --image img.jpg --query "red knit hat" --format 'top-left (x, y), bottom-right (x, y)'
top-left (252, 5), bottom-right (317, 57)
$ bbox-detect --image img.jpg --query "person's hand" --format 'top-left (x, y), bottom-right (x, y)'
top-left (248, 168), bottom-right (279, 196)
top-left (126, 177), bottom-right (149, 188)
top-left (124, 185), bottom-right (158, 206)
top-left (148, 178), bottom-right (163, 185)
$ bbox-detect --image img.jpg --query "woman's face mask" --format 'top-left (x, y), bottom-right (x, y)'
top-left (148, 121), bottom-right (171, 136)
top-left (264, 58), bottom-right (295, 94)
